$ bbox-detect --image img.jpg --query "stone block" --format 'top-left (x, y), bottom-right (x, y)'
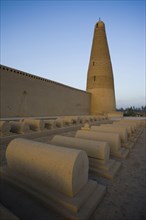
top-left (75, 130), bottom-right (129, 159)
top-left (120, 120), bottom-right (145, 138)
top-left (10, 121), bottom-right (30, 134)
top-left (51, 135), bottom-right (110, 161)
top-left (55, 118), bottom-right (64, 127)
top-left (23, 119), bottom-right (44, 131)
top-left (6, 138), bottom-right (88, 197)
top-left (107, 123), bottom-right (132, 136)
top-left (63, 116), bottom-right (79, 125)
top-left (115, 121), bottom-right (137, 131)
top-left (81, 123), bottom-right (90, 131)
top-left (44, 119), bottom-right (56, 129)
top-left (91, 125), bottom-right (128, 143)
top-left (0, 168), bottom-right (106, 220)
top-left (51, 135), bottom-right (121, 179)
top-left (1, 138), bottom-right (106, 220)
top-left (89, 158), bottom-right (121, 179)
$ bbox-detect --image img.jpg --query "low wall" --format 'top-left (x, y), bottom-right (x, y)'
top-left (0, 65), bottom-right (91, 118)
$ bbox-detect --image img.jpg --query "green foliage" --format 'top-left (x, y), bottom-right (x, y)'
top-left (117, 106), bottom-right (146, 117)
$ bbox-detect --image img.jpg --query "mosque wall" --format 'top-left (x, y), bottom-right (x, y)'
top-left (0, 65), bottom-right (91, 118)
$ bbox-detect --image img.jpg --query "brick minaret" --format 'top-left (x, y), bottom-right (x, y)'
top-left (86, 20), bottom-right (116, 115)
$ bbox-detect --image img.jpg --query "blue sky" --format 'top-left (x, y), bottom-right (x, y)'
top-left (1, 0), bottom-right (145, 108)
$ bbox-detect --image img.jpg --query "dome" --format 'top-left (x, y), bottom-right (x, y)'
top-left (95, 20), bottom-right (105, 28)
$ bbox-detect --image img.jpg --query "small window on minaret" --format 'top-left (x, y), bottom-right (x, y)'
top-left (93, 76), bottom-right (96, 81)
top-left (93, 61), bottom-right (95, 66)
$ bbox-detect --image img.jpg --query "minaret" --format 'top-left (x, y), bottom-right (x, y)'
top-left (86, 20), bottom-right (116, 115)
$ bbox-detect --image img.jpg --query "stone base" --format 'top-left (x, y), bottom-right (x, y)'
top-left (0, 167), bottom-right (106, 220)
top-left (0, 204), bottom-right (20, 220)
top-left (122, 141), bottom-right (135, 149)
top-left (112, 148), bottom-right (129, 159)
top-left (89, 158), bottom-right (121, 179)
top-left (136, 129), bottom-right (144, 137)
top-left (129, 130), bottom-right (143, 142)
top-left (129, 136), bottom-right (138, 142)
top-left (132, 128), bottom-right (144, 138)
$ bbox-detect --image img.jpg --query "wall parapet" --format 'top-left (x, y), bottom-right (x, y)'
top-left (0, 64), bottom-right (89, 94)
top-left (0, 64), bottom-right (91, 117)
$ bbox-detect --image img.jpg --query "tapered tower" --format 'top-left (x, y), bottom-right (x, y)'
top-left (86, 20), bottom-right (116, 115)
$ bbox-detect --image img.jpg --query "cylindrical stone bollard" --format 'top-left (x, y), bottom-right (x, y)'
top-left (101, 124), bottom-right (131, 137)
top-left (119, 121), bottom-right (137, 129)
top-left (91, 125), bottom-right (128, 143)
top-left (62, 118), bottom-right (72, 126)
top-left (79, 116), bottom-right (87, 124)
top-left (75, 130), bottom-right (121, 154)
top-left (81, 123), bottom-right (90, 131)
top-left (44, 120), bottom-right (56, 129)
top-left (10, 121), bottom-right (30, 134)
top-left (113, 121), bottom-right (136, 132)
top-left (121, 119), bottom-right (141, 126)
top-left (98, 116), bottom-right (106, 120)
top-left (112, 122), bottom-right (133, 135)
top-left (51, 135), bottom-right (110, 161)
top-left (6, 138), bottom-right (88, 197)
top-left (23, 119), bottom-right (44, 131)
top-left (69, 116), bottom-right (80, 124)
top-left (64, 117), bottom-right (72, 124)
top-left (72, 116), bottom-right (80, 124)
top-left (88, 116), bottom-right (94, 122)
top-left (84, 116), bottom-right (90, 122)
top-left (0, 121), bottom-right (11, 134)
top-left (55, 118), bottom-right (64, 127)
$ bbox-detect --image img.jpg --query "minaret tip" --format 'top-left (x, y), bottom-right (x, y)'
top-left (95, 19), bottom-right (105, 29)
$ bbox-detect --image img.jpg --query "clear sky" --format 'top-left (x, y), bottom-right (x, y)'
top-left (1, 0), bottom-right (145, 109)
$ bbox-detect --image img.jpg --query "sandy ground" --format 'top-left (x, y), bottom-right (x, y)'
top-left (90, 126), bottom-right (146, 220)
top-left (0, 125), bottom-right (146, 220)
